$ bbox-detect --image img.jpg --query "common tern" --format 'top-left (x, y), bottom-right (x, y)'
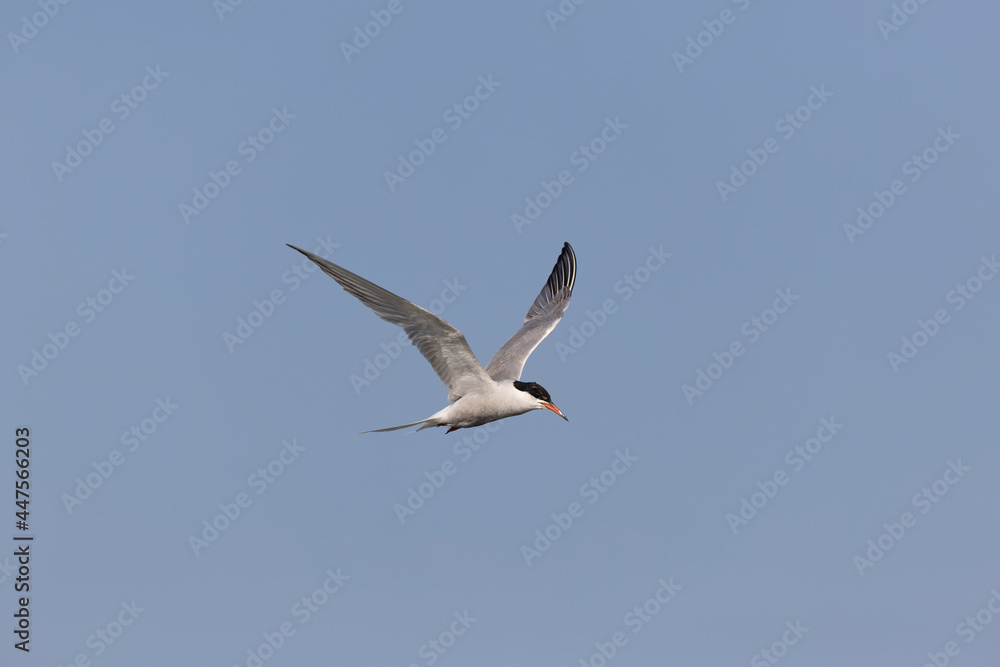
top-left (287, 242), bottom-right (576, 433)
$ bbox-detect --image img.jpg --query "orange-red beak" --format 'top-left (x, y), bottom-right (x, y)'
top-left (542, 402), bottom-right (569, 421)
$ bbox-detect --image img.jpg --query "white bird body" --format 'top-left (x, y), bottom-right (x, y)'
top-left (419, 380), bottom-right (546, 431)
top-left (288, 242), bottom-right (576, 433)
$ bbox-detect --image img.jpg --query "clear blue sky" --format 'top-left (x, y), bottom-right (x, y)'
top-left (3, 1), bottom-right (999, 665)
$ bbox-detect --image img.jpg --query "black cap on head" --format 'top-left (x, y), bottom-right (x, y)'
top-left (513, 380), bottom-right (552, 403)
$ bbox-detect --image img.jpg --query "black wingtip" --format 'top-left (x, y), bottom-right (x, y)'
top-left (562, 242), bottom-right (576, 268)
top-left (552, 242), bottom-right (577, 294)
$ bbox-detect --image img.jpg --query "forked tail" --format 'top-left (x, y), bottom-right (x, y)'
top-left (360, 419), bottom-right (439, 434)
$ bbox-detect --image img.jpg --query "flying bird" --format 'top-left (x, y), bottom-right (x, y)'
top-left (287, 242), bottom-right (576, 433)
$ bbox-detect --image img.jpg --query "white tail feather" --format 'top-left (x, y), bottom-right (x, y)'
top-left (360, 419), bottom-right (439, 434)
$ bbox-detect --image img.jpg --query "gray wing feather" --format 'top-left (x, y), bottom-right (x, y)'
top-left (288, 245), bottom-right (491, 402)
top-left (484, 242), bottom-right (576, 382)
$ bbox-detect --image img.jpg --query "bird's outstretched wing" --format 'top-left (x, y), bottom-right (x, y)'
top-left (484, 242), bottom-right (576, 382)
top-left (288, 245), bottom-right (492, 402)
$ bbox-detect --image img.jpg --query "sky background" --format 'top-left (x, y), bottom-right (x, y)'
top-left (3, 1), bottom-right (999, 665)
